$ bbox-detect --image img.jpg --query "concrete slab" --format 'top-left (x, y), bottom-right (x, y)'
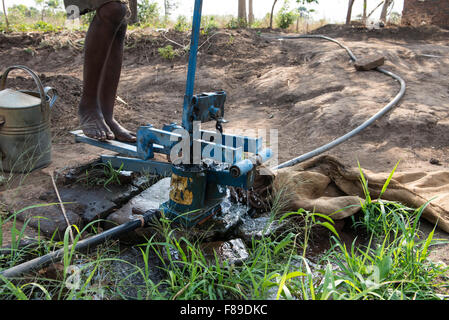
top-left (105, 177), bottom-right (171, 227)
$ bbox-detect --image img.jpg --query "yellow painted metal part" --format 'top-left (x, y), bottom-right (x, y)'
top-left (169, 173), bottom-right (194, 205)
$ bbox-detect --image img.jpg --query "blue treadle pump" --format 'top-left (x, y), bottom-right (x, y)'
top-left (72, 0), bottom-right (273, 226)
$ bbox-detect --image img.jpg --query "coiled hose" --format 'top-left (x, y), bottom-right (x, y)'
top-left (269, 35), bottom-right (407, 170)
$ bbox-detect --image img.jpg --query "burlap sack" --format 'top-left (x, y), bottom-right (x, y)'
top-left (268, 156), bottom-right (449, 233)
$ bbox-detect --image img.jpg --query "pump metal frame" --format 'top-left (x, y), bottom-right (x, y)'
top-left (72, 0), bottom-right (272, 226)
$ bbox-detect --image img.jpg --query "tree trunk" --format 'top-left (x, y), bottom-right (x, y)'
top-left (164, 0), bottom-right (169, 19)
top-left (380, 0), bottom-right (393, 22)
top-left (269, 0), bottom-right (278, 29)
top-left (1, 0), bottom-right (9, 31)
top-left (362, 0), bottom-right (367, 24)
top-left (346, 0), bottom-right (355, 25)
top-left (129, 0), bottom-right (138, 24)
top-left (367, 1), bottom-right (384, 19)
top-left (238, 0), bottom-right (247, 27)
top-left (248, 0), bottom-right (254, 26)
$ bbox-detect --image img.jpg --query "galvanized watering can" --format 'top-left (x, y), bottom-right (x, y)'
top-left (0, 65), bottom-right (57, 173)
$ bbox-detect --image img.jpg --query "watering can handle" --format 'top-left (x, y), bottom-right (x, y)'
top-left (0, 65), bottom-right (46, 107)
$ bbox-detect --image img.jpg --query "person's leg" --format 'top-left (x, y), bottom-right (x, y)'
top-left (98, 13), bottom-right (136, 142)
top-left (78, 1), bottom-right (128, 140)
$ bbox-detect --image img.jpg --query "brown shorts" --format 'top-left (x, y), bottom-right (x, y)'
top-left (64, 0), bottom-right (130, 18)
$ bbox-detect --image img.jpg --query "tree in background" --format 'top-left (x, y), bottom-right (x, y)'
top-left (248, 0), bottom-right (254, 25)
top-left (164, 0), bottom-right (178, 20)
top-left (346, 0), bottom-right (355, 24)
top-left (380, 0), bottom-right (393, 22)
top-left (2, 0), bottom-right (9, 31)
top-left (34, 0), bottom-right (44, 20)
top-left (6, 4), bottom-right (39, 24)
top-left (238, 0), bottom-right (247, 27)
top-left (346, 0), bottom-right (396, 25)
top-left (269, 0), bottom-right (278, 29)
top-left (138, 0), bottom-right (159, 25)
top-left (365, 1), bottom-right (385, 21)
top-left (34, 0), bottom-right (60, 21)
top-left (296, 5), bottom-right (315, 32)
top-left (45, 0), bottom-right (59, 14)
top-left (389, 10), bottom-right (401, 24)
top-left (362, 0), bottom-right (367, 24)
top-left (9, 4), bottom-right (39, 18)
top-left (276, 0), bottom-right (296, 29)
top-left (270, 0), bottom-right (317, 29)
top-left (129, 0), bottom-right (138, 24)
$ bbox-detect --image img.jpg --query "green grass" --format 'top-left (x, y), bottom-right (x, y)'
top-left (0, 162), bottom-right (448, 300)
top-left (157, 44), bottom-right (181, 60)
top-left (75, 161), bottom-right (124, 191)
top-left (318, 162), bottom-right (449, 300)
top-left (321, 209), bottom-right (448, 300)
top-left (0, 21), bottom-right (64, 33)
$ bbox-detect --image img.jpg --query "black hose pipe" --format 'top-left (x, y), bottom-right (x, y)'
top-left (265, 34), bottom-right (406, 170)
top-left (0, 210), bottom-right (161, 279)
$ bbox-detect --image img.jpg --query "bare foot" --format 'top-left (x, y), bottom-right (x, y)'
top-left (79, 105), bottom-right (115, 141)
top-left (105, 118), bottom-right (137, 142)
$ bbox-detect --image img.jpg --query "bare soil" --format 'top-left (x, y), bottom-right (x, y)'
top-left (2, 24), bottom-right (449, 172)
top-left (1, 24), bottom-right (449, 260)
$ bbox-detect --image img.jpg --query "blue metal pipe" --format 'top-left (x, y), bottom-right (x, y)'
top-left (255, 148), bottom-right (273, 165)
top-left (182, 0), bottom-right (203, 132)
top-left (230, 159), bottom-right (254, 178)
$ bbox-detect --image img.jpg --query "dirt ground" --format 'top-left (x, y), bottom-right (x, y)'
top-left (2, 24), bottom-right (449, 171)
top-left (1, 24), bottom-right (449, 261)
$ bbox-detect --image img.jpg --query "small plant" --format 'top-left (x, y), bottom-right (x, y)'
top-left (275, 1), bottom-right (298, 30)
top-left (158, 44), bottom-right (179, 60)
top-left (280, 209), bottom-right (340, 257)
top-left (138, 170), bottom-right (160, 190)
top-left (174, 15), bottom-right (189, 32)
top-left (76, 161), bottom-right (124, 190)
top-left (352, 161), bottom-right (411, 238)
top-left (276, 9), bottom-right (297, 29)
top-left (226, 17), bottom-right (240, 29)
top-left (81, 11), bottom-right (96, 25)
top-left (23, 47), bottom-right (36, 55)
top-left (226, 34), bottom-right (235, 45)
top-left (102, 162), bottom-right (124, 189)
top-left (201, 16), bottom-right (218, 35)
